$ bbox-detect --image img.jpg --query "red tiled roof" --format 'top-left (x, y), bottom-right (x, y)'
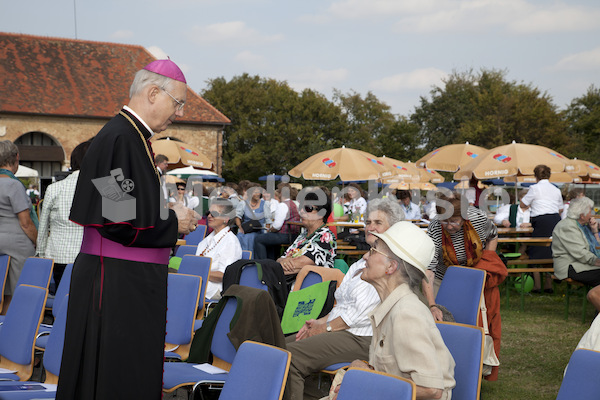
top-left (0, 32), bottom-right (230, 125)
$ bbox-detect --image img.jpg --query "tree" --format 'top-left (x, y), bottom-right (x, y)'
top-left (563, 85), bottom-right (600, 162)
top-left (201, 74), bottom-right (345, 182)
top-left (411, 69), bottom-right (568, 154)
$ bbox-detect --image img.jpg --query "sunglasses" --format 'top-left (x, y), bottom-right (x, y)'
top-left (206, 210), bottom-right (225, 218)
top-left (303, 205), bottom-right (319, 213)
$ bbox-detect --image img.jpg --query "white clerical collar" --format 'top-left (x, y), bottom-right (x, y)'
top-left (123, 105), bottom-right (155, 139)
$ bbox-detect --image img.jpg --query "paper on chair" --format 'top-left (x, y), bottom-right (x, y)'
top-left (192, 363), bottom-right (229, 374)
top-left (0, 367), bottom-right (17, 374)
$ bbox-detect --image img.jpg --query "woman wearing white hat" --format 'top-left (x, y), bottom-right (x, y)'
top-left (350, 221), bottom-right (456, 400)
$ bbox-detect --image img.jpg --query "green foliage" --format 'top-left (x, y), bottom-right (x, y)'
top-left (201, 74), bottom-right (345, 182)
top-left (200, 70), bottom-right (596, 183)
top-left (412, 69), bottom-right (569, 154)
top-left (563, 85), bottom-right (600, 162)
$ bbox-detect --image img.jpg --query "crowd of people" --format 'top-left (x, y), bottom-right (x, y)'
top-left (1, 56), bottom-right (599, 400)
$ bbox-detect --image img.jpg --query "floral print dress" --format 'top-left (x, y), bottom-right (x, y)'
top-left (283, 225), bottom-right (337, 268)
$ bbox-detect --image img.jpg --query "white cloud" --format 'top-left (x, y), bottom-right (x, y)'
top-left (282, 67), bottom-right (350, 92)
top-left (110, 30), bottom-right (134, 40)
top-left (234, 51), bottom-right (268, 69)
top-left (369, 68), bottom-right (447, 92)
top-left (313, 0), bottom-right (600, 34)
top-left (552, 47), bottom-right (600, 71)
top-left (189, 21), bottom-right (284, 46)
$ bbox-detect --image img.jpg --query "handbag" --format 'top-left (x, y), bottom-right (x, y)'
top-left (241, 200), bottom-right (263, 232)
top-left (480, 294), bottom-right (500, 376)
top-left (280, 280), bottom-right (336, 334)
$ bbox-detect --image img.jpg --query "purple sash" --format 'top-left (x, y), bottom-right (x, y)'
top-left (81, 227), bottom-right (170, 265)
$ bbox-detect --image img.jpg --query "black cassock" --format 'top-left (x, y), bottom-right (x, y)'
top-left (56, 108), bottom-right (178, 400)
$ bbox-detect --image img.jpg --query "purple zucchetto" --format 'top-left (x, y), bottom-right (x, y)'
top-left (143, 59), bottom-right (187, 83)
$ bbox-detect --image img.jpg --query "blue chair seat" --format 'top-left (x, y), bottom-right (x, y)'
top-left (163, 362), bottom-right (229, 392)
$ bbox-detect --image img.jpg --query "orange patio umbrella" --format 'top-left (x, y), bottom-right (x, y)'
top-left (567, 159), bottom-right (600, 181)
top-left (378, 156), bottom-right (421, 183)
top-left (454, 141), bottom-right (576, 181)
top-left (288, 146), bottom-right (394, 181)
top-left (415, 142), bottom-right (487, 172)
top-left (151, 138), bottom-right (214, 170)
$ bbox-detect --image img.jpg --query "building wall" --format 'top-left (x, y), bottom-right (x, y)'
top-left (0, 113), bottom-right (222, 174)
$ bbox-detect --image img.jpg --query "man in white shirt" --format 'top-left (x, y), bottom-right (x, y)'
top-left (155, 154), bottom-right (169, 200)
top-left (285, 198), bottom-right (404, 400)
top-left (396, 190), bottom-right (422, 220)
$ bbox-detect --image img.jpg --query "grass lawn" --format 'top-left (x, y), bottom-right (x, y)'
top-left (480, 281), bottom-right (596, 399)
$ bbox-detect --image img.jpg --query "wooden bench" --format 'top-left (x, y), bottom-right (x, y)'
top-left (504, 259), bottom-right (554, 311)
top-left (551, 276), bottom-right (592, 323)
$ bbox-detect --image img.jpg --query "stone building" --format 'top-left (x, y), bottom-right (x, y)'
top-left (0, 32), bottom-right (230, 191)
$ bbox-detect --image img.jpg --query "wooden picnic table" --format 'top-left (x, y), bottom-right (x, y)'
top-left (497, 237), bottom-right (552, 245)
top-left (497, 227), bottom-right (533, 235)
top-left (327, 222), bottom-right (365, 229)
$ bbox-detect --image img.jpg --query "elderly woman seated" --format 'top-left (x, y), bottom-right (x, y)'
top-left (195, 198), bottom-right (242, 300)
top-left (424, 192), bottom-right (505, 381)
top-left (340, 222), bottom-right (456, 400)
top-left (552, 196), bottom-right (600, 312)
top-left (277, 189), bottom-right (337, 276)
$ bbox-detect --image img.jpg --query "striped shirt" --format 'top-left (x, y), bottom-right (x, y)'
top-left (328, 259), bottom-right (380, 337)
top-left (427, 206), bottom-right (497, 280)
top-left (36, 171), bottom-right (83, 264)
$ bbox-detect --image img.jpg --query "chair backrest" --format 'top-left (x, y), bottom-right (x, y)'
top-left (435, 266), bottom-right (486, 326)
top-left (219, 341), bottom-right (291, 400)
top-left (16, 257), bottom-right (54, 290)
top-left (184, 225), bottom-right (207, 246)
top-left (0, 284), bottom-right (47, 380)
top-left (241, 250), bottom-right (252, 260)
top-left (293, 265), bottom-right (346, 291)
top-left (175, 245), bottom-right (198, 258)
top-left (211, 297), bottom-right (239, 370)
top-left (239, 264), bottom-right (268, 291)
top-left (557, 348), bottom-right (600, 400)
top-left (166, 273), bottom-right (202, 345)
top-left (337, 368), bottom-right (416, 400)
top-left (0, 255), bottom-right (10, 313)
top-left (178, 255), bottom-right (211, 312)
top-left (52, 263), bottom-right (73, 318)
top-left (436, 321), bottom-right (484, 400)
top-left (43, 295), bottom-right (69, 384)
top-left (333, 258), bottom-right (349, 274)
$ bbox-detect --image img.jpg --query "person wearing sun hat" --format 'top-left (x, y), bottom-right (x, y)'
top-left (56, 59), bottom-right (199, 400)
top-left (343, 221), bottom-right (456, 400)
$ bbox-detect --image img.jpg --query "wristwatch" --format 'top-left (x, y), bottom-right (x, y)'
top-left (326, 322), bottom-right (332, 332)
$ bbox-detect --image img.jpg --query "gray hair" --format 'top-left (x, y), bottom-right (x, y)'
top-left (366, 198), bottom-right (405, 225)
top-left (388, 250), bottom-right (423, 293)
top-left (0, 140), bottom-right (19, 168)
top-left (129, 69), bottom-right (173, 98)
top-left (567, 196), bottom-right (595, 220)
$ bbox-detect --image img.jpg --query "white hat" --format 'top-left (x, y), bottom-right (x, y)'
top-left (371, 221), bottom-right (434, 280)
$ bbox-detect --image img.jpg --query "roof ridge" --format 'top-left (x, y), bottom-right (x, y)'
top-left (0, 31), bottom-right (146, 52)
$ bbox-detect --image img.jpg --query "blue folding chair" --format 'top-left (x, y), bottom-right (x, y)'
top-left (435, 266), bottom-right (486, 326)
top-left (436, 321), bottom-right (484, 400)
top-left (336, 368), bottom-right (416, 400)
top-left (216, 341), bottom-right (291, 400)
top-left (175, 245), bottom-right (198, 258)
top-left (165, 273), bottom-right (202, 361)
top-left (163, 297), bottom-right (238, 394)
top-left (239, 264), bottom-right (268, 291)
top-left (0, 255), bottom-right (9, 314)
top-left (45, 263), bottom-right (73, 312)
top-left (15, 257), bottom-right (54, 289)
top-left (0, 284), bottom-right (48, 381)
top-left (184, 225), bottom-right (207, 246)
top-left (0, 296), bottom-right (68, 398)
top-left (35, 263), bottom-right (74, 351)
top-left (557, 348), bottom-right (600, 400)
top-left (179, 255), bottom-right (211, 316)
top-left (241, 250), bottom-right (252, 260)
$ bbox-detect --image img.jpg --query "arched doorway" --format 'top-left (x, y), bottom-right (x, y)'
top-left (14, 132), bottom-right (66, 194)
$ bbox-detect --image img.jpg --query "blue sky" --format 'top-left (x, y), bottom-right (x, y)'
top-left (1, 0), bottom-right (599, 116)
